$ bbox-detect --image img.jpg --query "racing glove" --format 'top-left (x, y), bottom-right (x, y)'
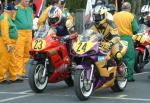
top-left (69, 33), bottom-right (78, 40)
top-left (99, 42), bottom-right (112, 51)
top-left (132, 33), bottom-right (145, 44)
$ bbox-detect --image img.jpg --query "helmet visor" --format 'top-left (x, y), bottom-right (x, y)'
top-left (48, 17), bottom-right (59, 24)
top-left (142, 12), bottom-right (149, 16)
top-left (93, 13), bottom-right (105, 22)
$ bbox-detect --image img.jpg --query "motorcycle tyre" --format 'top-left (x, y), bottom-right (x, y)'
top-left (29, 64), bottom-right (48, 93)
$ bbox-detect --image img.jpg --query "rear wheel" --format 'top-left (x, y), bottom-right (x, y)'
top-left (64, 76), bottom-right (74, 87)
top-left (29, 64), bottom-right (48, 93)
top-left (74, 69), bottom-right (94, 101)
top-left (111, 63), bottom-right (128, 92)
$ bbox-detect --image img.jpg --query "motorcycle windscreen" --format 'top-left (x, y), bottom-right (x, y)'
top-left (73, 29), bottom-right (103, 55)
top-left (32, 25), bottom-right (48, 51)
top-left (34, 25), bottom-right (55, 38)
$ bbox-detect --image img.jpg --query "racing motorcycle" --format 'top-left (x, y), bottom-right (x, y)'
top-left (28, 25), bottom-right (73, 93)
top-left (71, 29), bottom-right (128, 101)
top-left (134, 28), bottom-right (150, 73)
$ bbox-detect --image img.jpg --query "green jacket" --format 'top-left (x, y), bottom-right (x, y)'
top-left (14, 5), bottom-right (33, 30)
top-left (0, 12), bottom-right (18, 41)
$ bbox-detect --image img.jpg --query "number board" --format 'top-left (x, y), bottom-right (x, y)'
top-left (32, 39), bottom-right (46, 51)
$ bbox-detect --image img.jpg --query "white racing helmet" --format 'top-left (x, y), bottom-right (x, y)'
top-left (141, 5), bottom-right (150, 14)
top-left (141, 5), bottom-right (150, 25)
top-left (48, 6), bottom-right (62, 26)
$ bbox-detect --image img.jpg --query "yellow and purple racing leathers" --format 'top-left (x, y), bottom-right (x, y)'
top-left (89, 19), bottom-right (127, 77)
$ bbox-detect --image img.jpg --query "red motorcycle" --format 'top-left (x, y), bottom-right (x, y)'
top-left (134, 28), bottom-right (150, 73)
top-left (29, 25), bottom-right (73, 93)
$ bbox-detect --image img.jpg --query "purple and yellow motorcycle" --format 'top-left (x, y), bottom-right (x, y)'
top-left (72, 29), bottom-right (128, 101)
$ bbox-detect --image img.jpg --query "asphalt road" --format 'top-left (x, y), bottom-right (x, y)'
top-left (0, 65), bottom-right (150, 103)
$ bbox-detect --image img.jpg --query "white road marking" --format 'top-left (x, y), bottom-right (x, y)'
top-left (0, 94), bottom-right (34, 103)
top-left (19, 90), bottom-right (32, 93)
top-left (0, 91), bottom-right (150, 102)
top-left (0, 71), bottom-right (149, 102)
top-left (0, 91), bottom-right (33, 95)
top-left (92, 96), bottom-right (150, 102)
top-left (116, 95), bottom-right (128, 98)
top-left (51, 94), bottom-right (150, 102)
top-left (134, 72), bottom-right (149, 76)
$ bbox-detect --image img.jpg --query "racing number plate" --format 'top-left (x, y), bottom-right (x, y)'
top-left (32, 39), bottom-right (46, 51)
top-left (76, 42), bottom-right (87, 53)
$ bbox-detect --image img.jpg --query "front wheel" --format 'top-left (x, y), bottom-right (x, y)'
top-left (111, 63), bottom-right (128, 92)
top-left (29, 63), bottom-right (48, 93)
top-left (74, 69), bottom-right (94, 101)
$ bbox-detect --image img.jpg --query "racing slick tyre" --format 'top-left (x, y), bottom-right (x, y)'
top-left (29, 64), bottom-right (48, 93)
top-left (64, 76), bottom-right (74, 87)
top-left (74, 69), bottom-right (94, 101)
top-left (111, 63), bottom-right (128, 92)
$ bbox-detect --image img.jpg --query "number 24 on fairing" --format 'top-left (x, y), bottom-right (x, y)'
top-left (77, 42), bottom-right (87, 52)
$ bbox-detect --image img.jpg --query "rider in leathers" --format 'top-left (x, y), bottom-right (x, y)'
top-left (89, 5), bottom-right (127, 77)
top-left (38, 6), bottom-right (77, 53)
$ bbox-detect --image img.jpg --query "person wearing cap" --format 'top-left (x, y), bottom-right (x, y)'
top-left (85, 0), bottom-right (113, 24)
top-left (11, 0), bottom-right (34, 79)
top-left (113, 2), bottom-right (139, 82)
top-left (0, 5), bottom-right (19, 84)
top-left (58, 0), bottom-right (74, 23)
top-left (107, 3), bottom-right (116, 15)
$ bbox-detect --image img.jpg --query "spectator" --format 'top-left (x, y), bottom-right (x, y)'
top-left (12, 0), bottom-right (34, 79)
top-left (0, 5), bottom-right (19, 84)
top-left (109, 0), bottom-right (124, 12)
top-left (85, 0), bottom-right (113, 24)
top-left (113, 2), bottom-right (139, 82)
top-left (57, 0), bottom-right (74, 25)
top-left (107, 3), bottom-right (116, 15)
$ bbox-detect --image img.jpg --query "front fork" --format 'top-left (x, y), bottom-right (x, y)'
top-left (85, 64), bottom-right (94, 85)
top-left (143, 46), bottom-right (150, 64)
top-left (42, 58), bottom-right (49, 77)
top-left (89, 64), bottom-right (94, 81)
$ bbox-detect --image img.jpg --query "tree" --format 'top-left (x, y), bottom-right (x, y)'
top-left (66, 0), bottom-right (86, 12)
top-left (45, 0), bottom-right (86, 12)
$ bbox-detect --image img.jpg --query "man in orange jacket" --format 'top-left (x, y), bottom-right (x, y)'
top-left (0, 6), bottom-right (19, 84)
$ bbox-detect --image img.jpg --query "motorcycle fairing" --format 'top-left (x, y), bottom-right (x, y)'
top-left (73, 29), bottom-right (101, 55)
top-left (30, 26), bottom-right (71, 83)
